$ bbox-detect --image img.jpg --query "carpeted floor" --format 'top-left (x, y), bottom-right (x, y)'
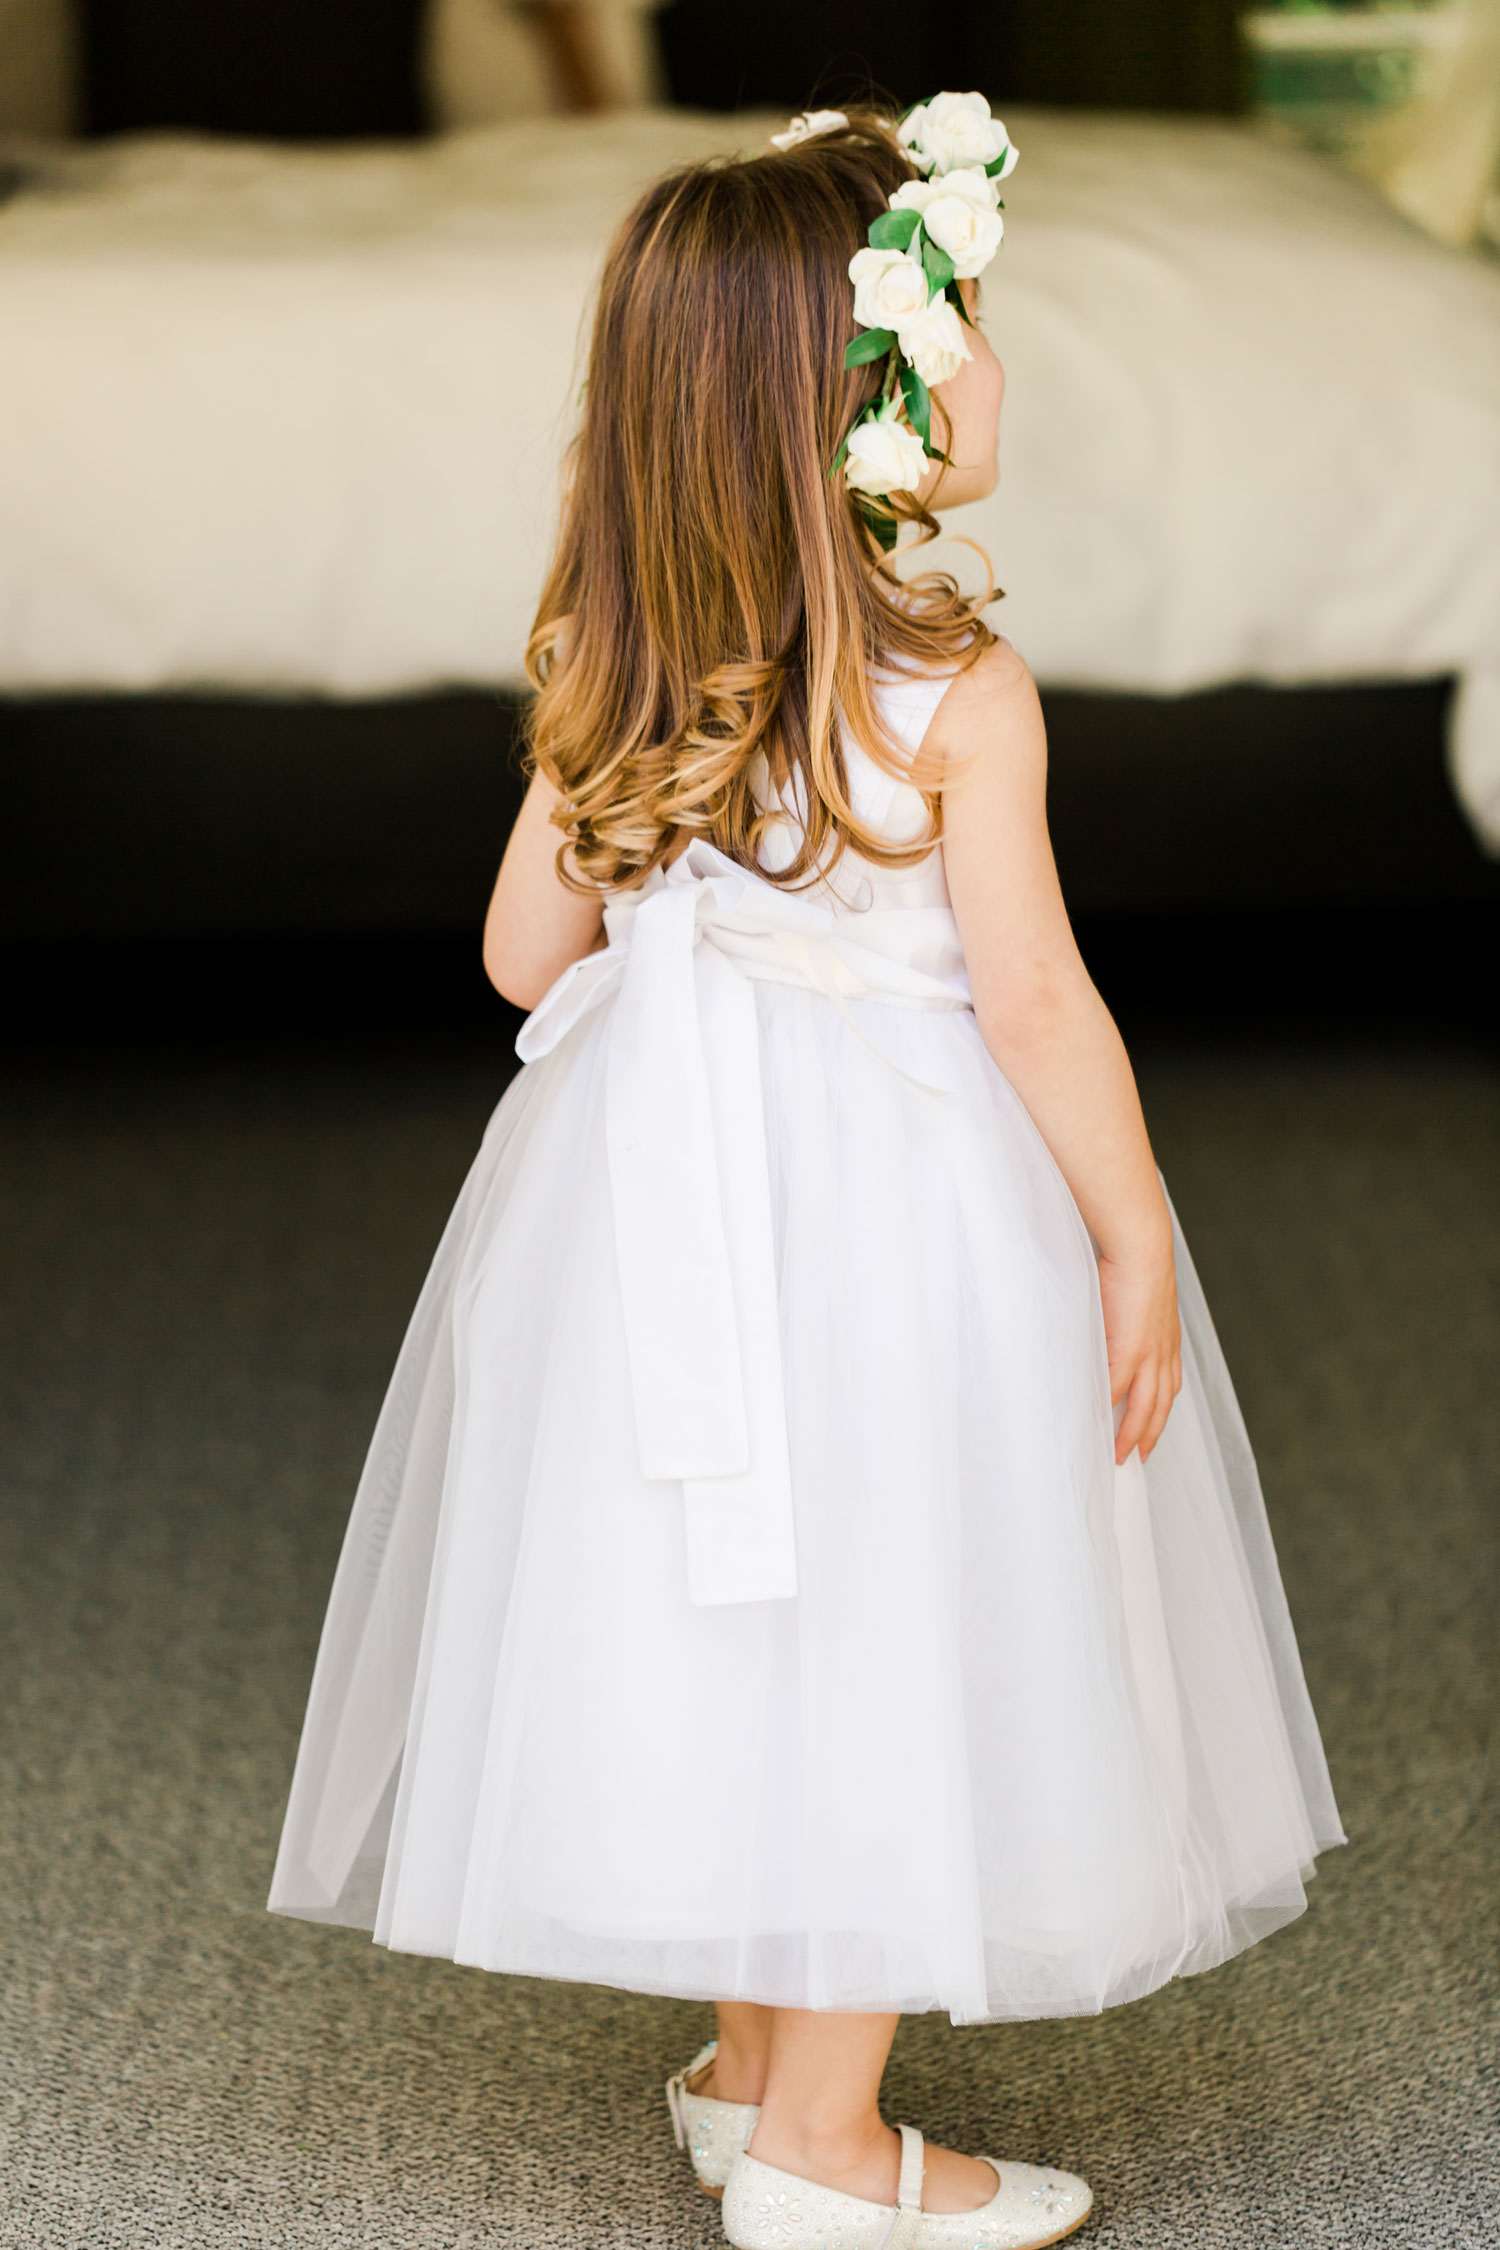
top-left (0, 1019), bottom-right (1496, 2247)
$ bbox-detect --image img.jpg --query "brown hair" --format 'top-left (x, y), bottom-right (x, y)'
top-left (524, 109), bottom-right (995, 893)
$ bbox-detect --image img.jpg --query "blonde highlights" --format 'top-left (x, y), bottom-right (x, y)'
top-left (525, 111), bottom-right (995, 894)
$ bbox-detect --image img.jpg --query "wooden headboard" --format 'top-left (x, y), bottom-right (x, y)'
top-left (71, 0), bottom-right (1244, 141)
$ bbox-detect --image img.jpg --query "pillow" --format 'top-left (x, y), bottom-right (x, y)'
top-left (80, 0), bottom-right (426, 139)
top-left (424, 0), bottom-right (664, 128)
top-left (424, 0), bottom-right (553, 124)
top-left (0, 0), bottom-right (79, 134)
top-left (1342, 0), bottom-right (1500, 248)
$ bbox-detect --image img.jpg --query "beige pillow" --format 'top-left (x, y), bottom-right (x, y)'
top-left (0, 0), bottom-right (79, 135)
top-left (1343, 0), bottom-right (1500, 247)
top-left (423, 0), bottom-right (663, 128)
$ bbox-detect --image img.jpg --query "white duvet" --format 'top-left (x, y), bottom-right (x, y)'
top-left (1, 108), bottom-right (1498, 843)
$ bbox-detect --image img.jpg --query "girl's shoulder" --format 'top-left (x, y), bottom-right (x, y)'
top-left (937, 631), bottom-right (1033, 714)
top-left (889, 633), bottom-right (1036, 787)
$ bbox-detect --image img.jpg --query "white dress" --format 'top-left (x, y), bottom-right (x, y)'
top-left (268, 664), bottom-right (1344, 2025)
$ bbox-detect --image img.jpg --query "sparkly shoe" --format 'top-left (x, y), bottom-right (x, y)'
top-left (665, 2041), bottom-right (761, 2196)
top-left (722, 2123), bottom-right (1092, 2249)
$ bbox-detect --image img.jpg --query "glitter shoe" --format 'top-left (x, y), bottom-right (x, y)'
top-left (665, 2041), bottom-right (761, 2196)
top-left (721, 2123), bottom-right (1093, 2249)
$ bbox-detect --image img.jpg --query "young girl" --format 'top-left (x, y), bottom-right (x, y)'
top-left (270, 99), bottom-right (1343, 2247)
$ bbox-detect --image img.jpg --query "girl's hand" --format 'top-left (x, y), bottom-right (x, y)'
top-left (1098, 1240), bottom-right (1183, 1465)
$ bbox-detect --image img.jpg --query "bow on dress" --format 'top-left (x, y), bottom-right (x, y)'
top-left (516, 840), bottom-right (970, 1608)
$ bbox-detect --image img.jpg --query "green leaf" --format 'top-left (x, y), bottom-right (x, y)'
top-left (856, 497), bottom-right (901, 553)
top-left (868, 208), bottom-right (921, 253)
top-left (985, 150), bottom-right (1010, 177)
top-left (899, 366), bottom-right (931, 450)
top-left (844, 327), bottom-right (896, 368)
top-left (921, 236), bottom-right (955, 294)
top-left (948, 279), bottom-right (974, 327)
top-left (829, 431), bottom-right (851, 479)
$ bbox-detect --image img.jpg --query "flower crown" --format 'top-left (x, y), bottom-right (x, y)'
top-left (770, 94), bottom-right (1018, 546)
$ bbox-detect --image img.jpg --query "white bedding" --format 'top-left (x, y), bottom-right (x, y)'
top-left (2, 108), bottom-right (1499, 843)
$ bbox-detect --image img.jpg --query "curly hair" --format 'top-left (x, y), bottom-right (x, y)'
top-left (524, 109), bottom-right (996, 894)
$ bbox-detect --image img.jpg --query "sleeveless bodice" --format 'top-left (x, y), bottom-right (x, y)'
top-left (753, 669), bottom-right (954, 906)
top-left (750, 666), bottom-right (968, 1000)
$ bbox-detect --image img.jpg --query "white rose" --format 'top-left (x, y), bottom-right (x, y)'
top-left (894, 165), bottom-right (1000, 217)
top-left (896, 102), bottom-right (930, 159)
top-left (770, 109), bottom-right (848, 150)
top-left (844, 414), bottom-right (928, 497)
top-left (895, 293), bottom-right (971, 387)
top-left (847, 245), bottom-right (929, 332)
top-left (890, 169), bottom-right (1004, 279)
top-left (904, 91), bottom-right (1012, 176)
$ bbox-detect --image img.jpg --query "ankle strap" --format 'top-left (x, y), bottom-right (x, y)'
top-left (663, 2041), bottom-right (717, 2149)
top-left (881, 2127), bottom-right (924, 2250)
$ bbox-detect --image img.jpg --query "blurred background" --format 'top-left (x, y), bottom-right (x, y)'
top-left (1, 0), bottom-right (1498, 1018)
top-left (1, 6), bottom-right (1496, 2248)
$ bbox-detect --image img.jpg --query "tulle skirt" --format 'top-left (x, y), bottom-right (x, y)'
top-left (268, 984), bottom-right (1343, 2024)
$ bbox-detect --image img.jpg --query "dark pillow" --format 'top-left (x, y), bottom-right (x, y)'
top-left (659, 0), bottom-right (945, 116)
top-left (82, 0), bottom-right (426, 139)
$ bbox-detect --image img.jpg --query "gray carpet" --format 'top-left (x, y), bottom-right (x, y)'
top-left (1, 1032), bottom-right (1496, 2248)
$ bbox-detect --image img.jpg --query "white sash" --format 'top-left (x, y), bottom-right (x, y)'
top-left (517, 841), bottom-right (971, 1607)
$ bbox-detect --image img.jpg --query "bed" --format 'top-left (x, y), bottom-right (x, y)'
top-left (1, 104), bottom-right (1498, 935)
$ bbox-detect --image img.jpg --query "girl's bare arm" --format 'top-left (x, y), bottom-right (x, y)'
top-left (482, 774), bottom-right (606, 1010)
top-left (931, 641), bottom-right (1182, 1461)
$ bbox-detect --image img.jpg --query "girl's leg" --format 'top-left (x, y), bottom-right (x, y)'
top-left (749, 2009), bottom-right (997, 2216)
top-left (702, 2001), bottom-right (774, 2103)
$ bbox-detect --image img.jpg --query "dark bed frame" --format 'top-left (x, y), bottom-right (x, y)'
top-left (4, 679), bottom-right (1493, 944)
top-left (7, 681), bottom-right (1495, 1054)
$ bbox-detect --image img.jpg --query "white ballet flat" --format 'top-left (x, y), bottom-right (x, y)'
top-left (722, 2123), bottom-right (1092, 2249)
top-left (665, 2041), bottom-right (761, 2195)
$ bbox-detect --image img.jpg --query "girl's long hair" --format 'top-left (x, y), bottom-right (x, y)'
top-left (525, 109), bottom-right (995, 893)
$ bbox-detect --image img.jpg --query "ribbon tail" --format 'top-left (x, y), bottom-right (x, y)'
top-left (605, 884), bottom-right (749, 1481)
top-left (682, 944), bottom-right (798, 1605)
